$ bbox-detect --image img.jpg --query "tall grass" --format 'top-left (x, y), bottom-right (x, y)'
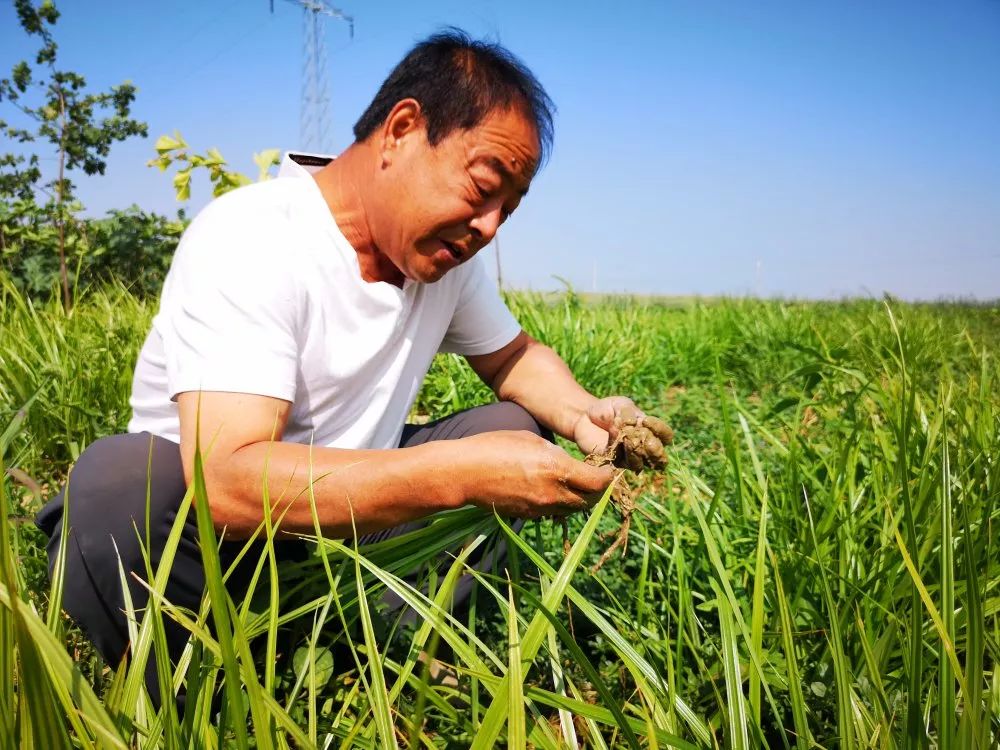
top-left (1, 275), bottom-right (998, 747)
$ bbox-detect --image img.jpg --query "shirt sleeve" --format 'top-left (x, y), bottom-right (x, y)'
top-left (157, 197), bottom-right (301, 402)
top-left (439, 254), bottom-right (522, 356)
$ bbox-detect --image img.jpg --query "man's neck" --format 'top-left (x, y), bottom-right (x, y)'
top-left (311, 144), bottom-right (406, 287)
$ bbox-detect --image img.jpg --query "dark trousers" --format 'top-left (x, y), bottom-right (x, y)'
top-left (35, 401), bottom-right (546, 699)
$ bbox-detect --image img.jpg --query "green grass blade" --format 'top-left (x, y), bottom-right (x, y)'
top-left (853, 610), bottom-right (892, 742)
top-left (190, 437), bottom-right (249, 747)
top-left (938, 432), bottom-right (956, 749)
top-left (891, 511), bottom-right (974, 736)
top-left (513, 584), bottom-right (641, 750)
top-left (44, 480), bottom-right (70, 637)
top-left (748, 485), bottom-right (768, 727)
top-left (534, 525), bottom-right (578, 749)
top-left (523, 686), bottom-right (699, 750)
top-left (331, 540), bottom-right (505, 678)
top-left (387, 537), bottom-right (484, 704)
top-left (349, 510), bottom-right (398, 750)
top-left (957, 484), bottom-right (985, 749)
top-left (7, 606), bottom-right (72, 749)
top-left (884, 303), bottom-right (926, 750)
top-left (470, 483), bottom-right (615, 750)
top-left (803, 491), bottom-right (854, 750)
top-left (0, 583), bottom-right (127, 748)
top-left (770, 549), bottom-right (811, 750)
top-left (682, 469), bottom-right (788, 749)
top-left (498, 512), bottom-right (712, 745)
top-left (714, 580), bottom-right (749, 750)
top-left (506, 573), bottom-right (525, 750)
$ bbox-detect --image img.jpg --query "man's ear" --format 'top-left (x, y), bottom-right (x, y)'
top-left (378, 98), bottom-right (424, 166)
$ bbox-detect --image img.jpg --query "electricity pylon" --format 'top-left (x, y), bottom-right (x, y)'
top-left (271, 0), bottom-right (353, 154)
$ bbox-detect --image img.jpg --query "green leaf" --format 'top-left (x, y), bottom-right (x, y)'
top-left (470, 483), bottom-right (614, 750)
top-left (714, 581), bottom-right (749, 750)
top-left (350, 510), bottom-right (398, 750)
top-left (506, 574), bottom-right (525, 750)
top-left (153, 132), bottom-right (185, 154)
top-left (172, 169), bottom-right (190, 202)
top-left (190, 414), bottom-right (250, 747)
top-left (770, 549), bottom-right (811, 749)
top-left (254, 149), bottom-right (280, 181)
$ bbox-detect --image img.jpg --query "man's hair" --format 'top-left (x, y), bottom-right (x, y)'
top-left (353, 28), bottom-right (555, 166)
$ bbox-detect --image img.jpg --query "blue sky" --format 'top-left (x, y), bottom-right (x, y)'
top-left (2, 0), bottom-right (999, 299)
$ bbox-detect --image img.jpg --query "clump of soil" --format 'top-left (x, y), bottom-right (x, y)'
top-left (584, 405), bottom-right (674, 473)
top-left (566, 406), bottom-right (675, 570)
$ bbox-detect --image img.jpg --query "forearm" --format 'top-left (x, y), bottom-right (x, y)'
top-left (492, 338), bottom-right (598, 441)
top-left (200, 440), bottom-right (465, 540)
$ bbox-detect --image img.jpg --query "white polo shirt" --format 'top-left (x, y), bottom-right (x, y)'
top-left (127, 153), bottom-right (521, 449)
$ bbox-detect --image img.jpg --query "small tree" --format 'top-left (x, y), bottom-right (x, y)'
top-left (0, 0), bottom-right (147, 309)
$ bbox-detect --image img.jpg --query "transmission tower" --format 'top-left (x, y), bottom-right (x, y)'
top-left (271, 0), bottom-right (353, 154)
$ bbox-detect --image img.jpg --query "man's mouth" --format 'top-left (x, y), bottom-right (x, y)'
top-left (441, 240), bottom-right (463, 260)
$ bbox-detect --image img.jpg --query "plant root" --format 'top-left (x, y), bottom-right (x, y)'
top-left (590, 482), bottom-right (636, 572)
top-left (583, 405), bottom-right (674, 571)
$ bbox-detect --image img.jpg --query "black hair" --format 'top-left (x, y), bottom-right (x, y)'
top-left (353, 28), bottom-right (555, 166)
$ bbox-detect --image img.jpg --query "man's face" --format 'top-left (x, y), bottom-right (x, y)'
top-left (374, 105), bottom-right (540, 284)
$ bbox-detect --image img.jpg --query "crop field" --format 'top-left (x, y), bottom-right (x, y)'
top-left (0, 278), bottom-right (998, 748)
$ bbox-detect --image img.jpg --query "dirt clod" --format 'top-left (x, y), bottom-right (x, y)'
top-left (584, 406), bottom-right (674, 473)
top-left (580, 407), bottom-right (675, 572)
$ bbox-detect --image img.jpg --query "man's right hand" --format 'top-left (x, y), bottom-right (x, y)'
top-left (455, 430), bottom-right (616, 518)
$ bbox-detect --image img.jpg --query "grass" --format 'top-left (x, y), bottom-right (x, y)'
top-left (1, 275), bottom-right (998, 747)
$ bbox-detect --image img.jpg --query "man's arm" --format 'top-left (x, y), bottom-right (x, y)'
top-left (466, 331), bottom-right (639, 455)
top-left (177, 390), bottom-right (613, 540)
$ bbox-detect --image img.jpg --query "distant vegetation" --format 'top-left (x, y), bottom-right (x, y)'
top-left (0, 1), bottom-right (271, 304)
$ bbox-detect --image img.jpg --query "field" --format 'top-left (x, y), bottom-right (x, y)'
top-left (1, 278), bottom-right (998, 748)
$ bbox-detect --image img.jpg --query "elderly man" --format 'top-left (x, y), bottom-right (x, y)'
top-left (37, 30), bottom-right (637, 687)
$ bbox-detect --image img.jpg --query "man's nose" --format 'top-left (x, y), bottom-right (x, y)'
top-left (468, 204), bottom-right (504, 245)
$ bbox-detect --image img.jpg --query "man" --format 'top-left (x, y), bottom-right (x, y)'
top-left (37, 30), bottom-right (639, 689)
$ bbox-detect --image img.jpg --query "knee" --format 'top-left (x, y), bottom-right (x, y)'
top-left (42, 432), bottom-right (186, 575)
top-left (66, 432), bottom-right (184, 517)
top-left (72, 432), bottom-right (182, 520)
top-left (39, 433), bottom-right (192, 668)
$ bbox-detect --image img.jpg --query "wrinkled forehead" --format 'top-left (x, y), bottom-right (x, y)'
top-left (464, 105), bottom-right (541, 177)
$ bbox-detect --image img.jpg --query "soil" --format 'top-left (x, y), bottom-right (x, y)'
top-left (564, 405), bottom-right (675, 570)
top-left (583, 405), bottom-right (674, 473)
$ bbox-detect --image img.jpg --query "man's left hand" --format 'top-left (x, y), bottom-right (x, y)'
top-left (573, 396), bottom-right (643, 456)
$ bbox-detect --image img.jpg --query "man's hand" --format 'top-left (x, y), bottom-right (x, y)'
top-left (456, 430), bottom-right (615, 518)
top-left (572, 396), bottom-right (644, 456)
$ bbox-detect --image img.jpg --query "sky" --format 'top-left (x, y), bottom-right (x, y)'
top-left (2, 0), bottom-right (999, 300)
